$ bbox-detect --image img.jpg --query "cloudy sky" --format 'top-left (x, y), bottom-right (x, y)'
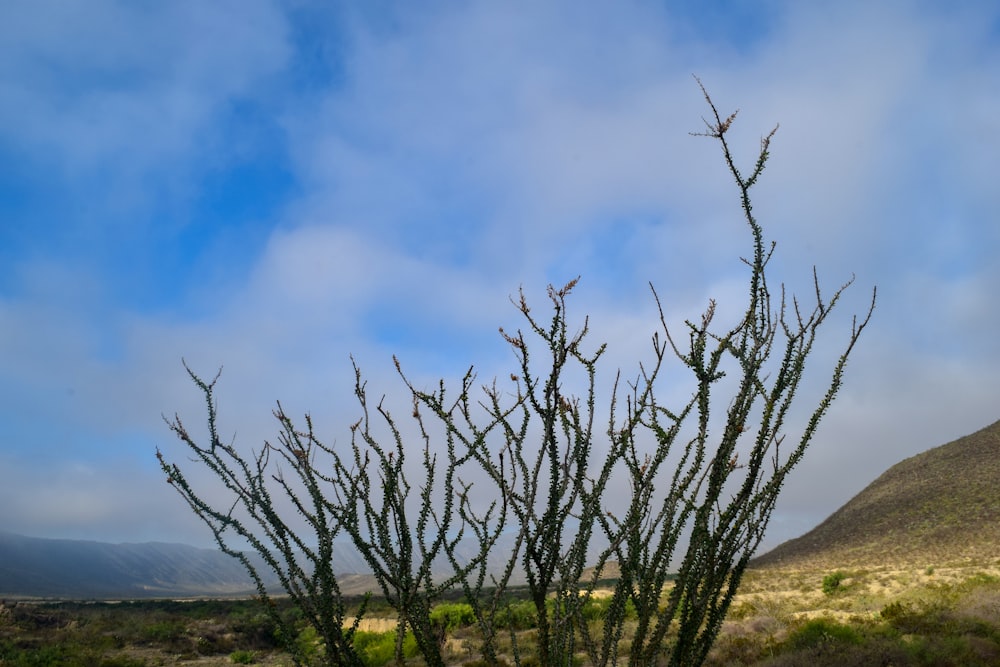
top-left (1, 1), bottom-right (998, 555)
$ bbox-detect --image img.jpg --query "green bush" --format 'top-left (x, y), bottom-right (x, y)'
top-left (430, 602), bottom-right (475, 631)
top-left (352, 630), bottom-right (418, 667)
top-left (293, 625), bottom-right (325, 663)
top-left (229, 649), bottom-right (257, 664)
top-left (98, 657), bottom-right (146, 667)
top-left (579, 595), bottom-right (637, 622)
top-left (821, 571), bottom-right (848, 595)
top-left (492, 600), bottom-right (538, 630)
top-left (879, 600), bottom-right (911, 624)
top-left (880, 600), bottom-right (954, 636)
top-left (0, 641), bottom-right (145, 667)
top-left (143, 618), bottom-right (186, 644)
top-left (787, 618), bottom-right (862, 650)
top-left (231, 610), bottom-right (281, 649)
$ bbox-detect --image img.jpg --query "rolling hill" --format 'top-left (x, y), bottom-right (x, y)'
top-left (0, 532), bottom-right (372, 599)
top-left (0, 532), bottom-right (278, 599)
top-left (752, 418), bottom-right (1000, 570)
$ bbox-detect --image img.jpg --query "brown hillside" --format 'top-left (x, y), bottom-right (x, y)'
top-left (752, 418), bottom-right (1000, 570)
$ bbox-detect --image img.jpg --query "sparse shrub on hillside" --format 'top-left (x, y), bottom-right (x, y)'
top-left (822, 571), bottom-right (848, 595)
top-left (142, 619), bottom-right (186, 646)
top-left (229, 649), bottom-right (257, 664)
top-left (787, 618), bottom-right (863, 649)
top-left (230, 609), bottom-right (282, 649)
top-left (160, 80), bottom-right (875, 667)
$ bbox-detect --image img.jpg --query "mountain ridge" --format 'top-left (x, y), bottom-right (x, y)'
top-left (752, 418), bottom-right (1000, 570)
top-left (0, 531), bottom-right (267, 598)
top-left (0, 531), bottom-right (375, 599)
top-left (0, 531), bottom-right (505, 600)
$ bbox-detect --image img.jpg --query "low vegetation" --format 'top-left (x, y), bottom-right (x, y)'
top-left (0, 597), bottom-right (287, 666)
top-left (2, 562), bottom-right (998, 666)
top-left (710, 560), bottom-right (1000, 666)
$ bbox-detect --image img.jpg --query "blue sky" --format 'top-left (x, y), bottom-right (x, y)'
top-left (1, 0), bottom-right (998, 553)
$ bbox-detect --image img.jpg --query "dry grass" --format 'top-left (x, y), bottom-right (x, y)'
top-left (704, 561), bottom-right (1000, 666)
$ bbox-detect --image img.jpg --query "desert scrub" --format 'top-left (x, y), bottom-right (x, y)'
top-left (787, 618), bottom-right (863, 650)
top-left (353, 630), bottom-right (419, 666)
top-left (430, 602), bottom-right (476, 632)
top-left (229, 649), bottom-right (257, 664)
top-left (0, 640), bottom-right (146, 667)
top-left (580, 596), bottom-right (637, 622)
top-left (822, 571), bottom-right (849, 596)
top-left (492, 600), bottom-right (539, 631)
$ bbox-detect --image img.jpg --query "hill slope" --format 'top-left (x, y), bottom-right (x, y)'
top-left (753, 418), bottom-right (1000, 570)
top-left (0, 532), bottom-right (287, 599)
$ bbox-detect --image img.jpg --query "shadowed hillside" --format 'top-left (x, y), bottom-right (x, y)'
top-left (0, 532), bottom-right (281, 599)
top-left (0, 529), bottom-right (520, 599)
top-left (752, 418), bottom-right (1000, 570)
top-left (0, 532), bottom-right (378, 599)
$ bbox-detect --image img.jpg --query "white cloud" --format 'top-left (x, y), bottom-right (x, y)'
top-left (1, 0), bottom-right (998, 554)
top-left (0, 0), bottom-right (291, 217)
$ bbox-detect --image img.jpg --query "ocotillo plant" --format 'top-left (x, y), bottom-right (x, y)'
top-left (160, 360), bottom-right (506, 667)
top-left (159, 369), bottom-right (369, 666)
top-left (160, 82), bottom-right (875, 667)
top-left (402, 280), bottom-right (630, 666)
top-left (577, 80), bottom-right (875, 667)
top-left (400, 81), bottom-right (874, 667)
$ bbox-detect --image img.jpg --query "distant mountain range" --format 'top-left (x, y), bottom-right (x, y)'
top-left (5, 418), bottom-right (997, 598)
top-left (0, 532), bottom-right (370, 599)
top-left (0, 530), bottom-right (514, 600)
top-left (752, 418), bottom-right (1000, 570)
